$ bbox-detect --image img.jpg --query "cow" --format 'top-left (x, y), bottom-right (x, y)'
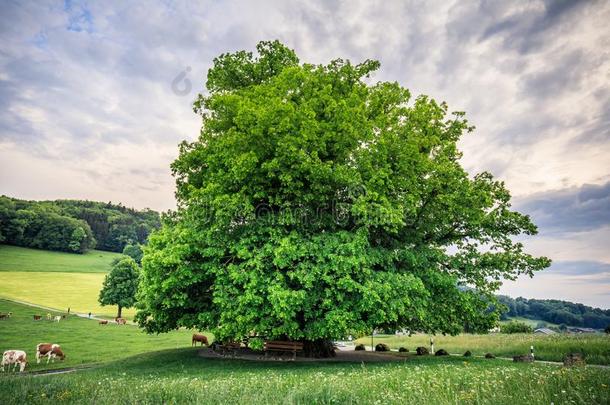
top-left (0, 312), bottom-right (12, 320)
top-left (33, 315), bottom-right (42, 321)
top-left (2, 350), bottom-right (27, 372)
top-left (98, 320), bottom-right (108, 325)
top-left (115, 318), bottom-right (127, 325)
top-left (46, 313), bottom-right (52, 320)
top-left (36, 343), bottom-right (65, 364)
top-left (54, 315), bottom-right (62, 322)
top-left (192, 334), bottom-right (209, 347)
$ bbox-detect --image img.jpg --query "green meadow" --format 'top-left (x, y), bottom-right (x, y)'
top-left (0, 299), bottom-right (200, 371)
top-left (1, 246), bottom-right (609, 404)
top-left (0, 245), bottom-right (120, 273)
top-left (0, 245), bottom-right (127, 318)
top-left (1, 347), bottom-right (609, 404)
top-left (357, 332), bottom-right (610, 365)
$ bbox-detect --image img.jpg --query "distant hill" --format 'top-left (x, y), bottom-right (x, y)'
top-left (0, 196), bottom-right (160, 254)
top-left (498, 295), bottom-right (610, 330)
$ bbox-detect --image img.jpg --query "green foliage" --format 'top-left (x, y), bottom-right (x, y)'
top-left (0, 196), bottom-right (96, 253)
top-left (355, 344), bottom-right (366, 351)
top-left (99, 257), bottom-right (140, 317)
top-left (122, 243), bottom-right (144, 264)
top-left (137, 41), bottom-right (550, 345)
top-left (605, 325), bottom-right (610, 334)
top-left (500, 321), bottom-right (533, 334)
top-left (498, 295), bottom-right (610, 329)
top-left (399, 347), bottom-right (408, 353)
top-left (0, 195), bottom-right (160, 253)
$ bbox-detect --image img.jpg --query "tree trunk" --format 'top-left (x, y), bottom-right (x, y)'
top-left (117, 305), bottom-right (122, 319)
top-left (302, 339), bottom-right (336, 358)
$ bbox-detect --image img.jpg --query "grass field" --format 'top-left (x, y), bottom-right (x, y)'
top-left (0, 299), bottom-right (203, 371)
top-left (1, 245), bottom-right (609, 403)
top-left (1, 348), bottom-right (609, 404)
top-left (0, 272), bottom-right (134, 318)
top-left (0, 245), bottom-right (127, 318)
top-left (0, 245), bottom-right (120, 273)
top-left (357, 333), bottom-right (610, 365)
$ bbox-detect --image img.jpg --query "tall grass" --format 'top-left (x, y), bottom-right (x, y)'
top-left (1, 349), bottom-right (608, 404)
top-left (357, 333), bottom-right (610, 365)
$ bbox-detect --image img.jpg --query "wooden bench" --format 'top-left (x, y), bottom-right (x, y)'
top-left (213, 341), bottom-right (241, 357)
top-left (264, 341), bottom-right (304, 360)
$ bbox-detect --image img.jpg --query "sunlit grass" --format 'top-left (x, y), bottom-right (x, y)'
top-left (0, 245), bottom-right (120, 273)
top-left (0, 299), bottom-right (204, 372)
top-left (357, 332), bottom-right (610, 365)
top-left (0, 272), bottom-right (133, 318)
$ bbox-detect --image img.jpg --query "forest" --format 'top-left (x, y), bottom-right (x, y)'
top-left (498, 295), bottom-right (610, 329)
top-left (0, 196), bottom-right (160, 253)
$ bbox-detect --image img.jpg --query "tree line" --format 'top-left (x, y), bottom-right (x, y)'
top-left (0, 196), bottom-right (160, 254)
top-left (498, 295), bottom-right (610, 329)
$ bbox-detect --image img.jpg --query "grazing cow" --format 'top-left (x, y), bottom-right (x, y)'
top-left (2, 350), bottom-right (27, 372)
top-left (54, 315), bottom-right (62, 322)
top-left (192, 334), bottom-right (209, 347)
top-left (0, 312), bottom-right (12, 320)
top-left (99, 320), bottom-right (108, 325)
top-left (115, 318), bottom-right (127, 325)
top-left (33, 315), bottom-right (42, 321)
top-left (36, 343), bottom-right (65, 364)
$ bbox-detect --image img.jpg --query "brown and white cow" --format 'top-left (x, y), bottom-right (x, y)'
top-left (33, 315), bottom-right (42, 321)
top-left (99, 319), bottom-right (108, 325)
top-left (192, 334), bottom-right (209, 346)
top-left (2, 350), bottom-right (27, 372)
top-left (115, 318), bottom-right (127, 325)
top-left (36, 343), bottom-right (65, 364)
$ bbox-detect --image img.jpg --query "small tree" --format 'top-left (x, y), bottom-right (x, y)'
top-left (122, 243), bottom-right (143, 264)
top-left (605, 324), bottom-right (610, 334)
top-left (99, 257), bottom-right (139, 318)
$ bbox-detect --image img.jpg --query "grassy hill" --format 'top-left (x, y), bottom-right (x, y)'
top-left (501, 316), bottom-right (560, 328)
top-left (0, 299), bottom-right (200, 371)
top-left (0, 245), bottom-right (126, 317)
top-left (0, 245), bottom-right (120, 273)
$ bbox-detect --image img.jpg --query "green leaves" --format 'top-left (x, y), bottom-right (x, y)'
top-left (137, 41), bottom-right (550, 341)
top-left (99, 256), bottom-right (140, 311)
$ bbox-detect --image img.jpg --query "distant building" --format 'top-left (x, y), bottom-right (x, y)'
top-left (567, 327), bottom-right (597, 334)
top-left (534, 328), bottom-right (556, 335)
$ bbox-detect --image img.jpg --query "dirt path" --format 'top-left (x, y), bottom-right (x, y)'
top-left (198, 347), bottom-right (408, 362)
top-left (29, 366), bottom-right (92, 377)
top-left (1, 297), bottom-right (132, 324)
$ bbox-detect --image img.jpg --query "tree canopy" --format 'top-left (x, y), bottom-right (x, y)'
top-left (136, 41), bottom-right (550, 354)
top-left (99, 256), bottom-right (140, 318)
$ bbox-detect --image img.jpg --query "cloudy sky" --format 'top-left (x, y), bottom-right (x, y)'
top-left (1, 0), bottom-right (609, 307)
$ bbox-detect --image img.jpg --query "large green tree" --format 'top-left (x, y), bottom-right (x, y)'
top-left (99, 256), bottom-right (140, 318)
top-left (136, 41), bottom-right (550, 356)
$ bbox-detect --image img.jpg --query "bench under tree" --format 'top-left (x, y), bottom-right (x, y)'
top-left (264, 340), bottom-right (304, 360)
